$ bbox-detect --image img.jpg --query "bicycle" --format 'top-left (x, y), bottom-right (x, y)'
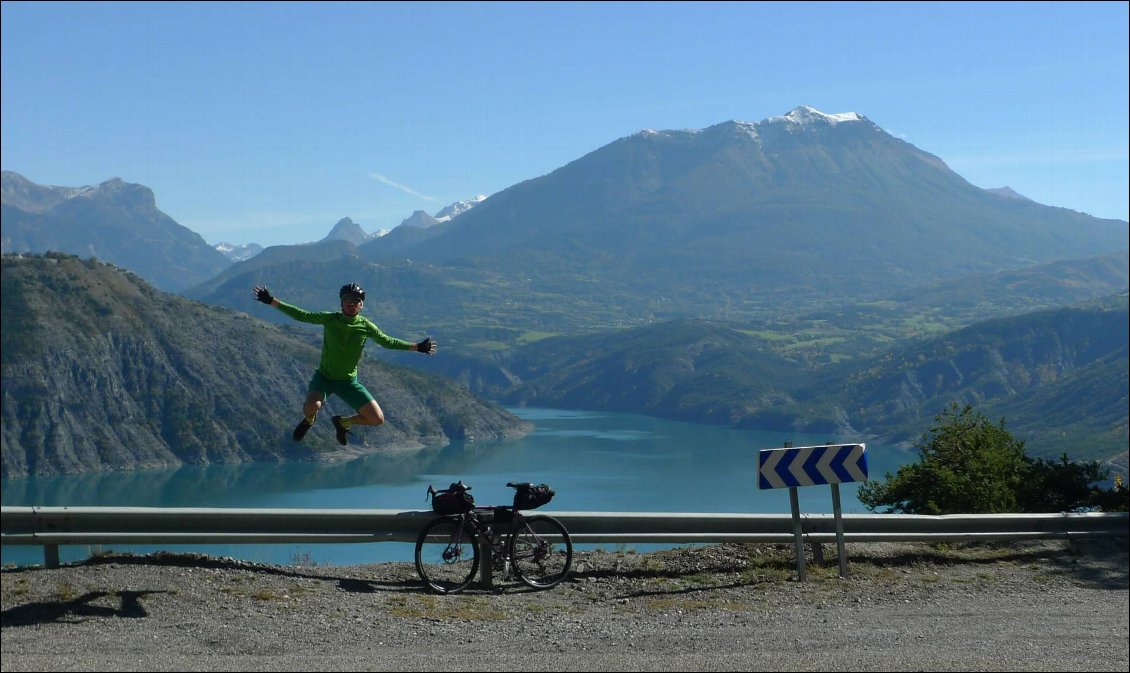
top-left (415, 481), bottom-right (573, 594)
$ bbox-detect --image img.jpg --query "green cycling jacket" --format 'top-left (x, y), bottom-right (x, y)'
top-left (274, 300), bottom-right (414, 380)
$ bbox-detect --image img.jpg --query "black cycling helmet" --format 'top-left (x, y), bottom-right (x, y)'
top-left (339, 283), bottom-right (365, 301)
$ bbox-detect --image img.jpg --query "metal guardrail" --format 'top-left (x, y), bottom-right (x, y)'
top-left (2, 506), bottom-right (1126, 568)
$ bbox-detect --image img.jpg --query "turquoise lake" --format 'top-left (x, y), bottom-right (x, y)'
top-left (1, 408), bottom-right (915, 567)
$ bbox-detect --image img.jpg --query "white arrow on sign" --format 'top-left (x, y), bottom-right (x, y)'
top-left (788, 446), bottom-right (817, 487)
top-left (760, 448), bottom-right (788, 490)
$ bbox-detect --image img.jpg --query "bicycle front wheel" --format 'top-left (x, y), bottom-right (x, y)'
top-left (508, 514), bottom-right (573, 589)
top-left (415, 516), bottom-right (480, 594)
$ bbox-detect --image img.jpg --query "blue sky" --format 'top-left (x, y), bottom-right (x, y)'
top-left (2, 1), bottom-right (1127, 248)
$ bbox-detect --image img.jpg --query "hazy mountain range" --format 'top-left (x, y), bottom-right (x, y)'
top-left (1, 171), bottom-right (232, 292)
top-left (1, 170), bottom-right (486, 288)
top-left (191, 106), bottom-right (1126, 358)
top-left (359, 106), bottom-right (1125, 311)
top-left (2, 106), bottom-right (1126, 477)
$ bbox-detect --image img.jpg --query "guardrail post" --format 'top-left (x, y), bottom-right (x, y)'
top-left (45, 544), bottom-right (60, 569)
top-left (789, 486), bottom-right (806, 582)
top-left (478, 537), bottom-right (493, 588)
top-left (810, 542), bottom-right (825, 566)
top-left (831, 482), bottom-right (848, 578)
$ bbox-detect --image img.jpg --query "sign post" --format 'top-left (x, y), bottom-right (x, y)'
top-left (757, 442), bottom-right (867, 580)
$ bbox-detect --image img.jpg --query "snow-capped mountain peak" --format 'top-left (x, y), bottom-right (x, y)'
top-left (392, 195), bottom-right (488, 231)
top-left (213, 241), bottom-right (264, 262)
top-left (765, 106), bottom-right (864, 126)
top-left (435, 195), bottom-right (487, 222)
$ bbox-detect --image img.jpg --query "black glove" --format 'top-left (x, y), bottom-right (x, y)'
top-left (416, 336), bottom-right (436, 354)
top-left (254, 286), bottom-right (273, 305)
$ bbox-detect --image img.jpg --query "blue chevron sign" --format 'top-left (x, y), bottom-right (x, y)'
top-left (758, 444), bottom-right (868, 489)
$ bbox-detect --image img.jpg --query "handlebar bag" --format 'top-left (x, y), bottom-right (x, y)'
top-left (431, 483), bottom-right (475, 514)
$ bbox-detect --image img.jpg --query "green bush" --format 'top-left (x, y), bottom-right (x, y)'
top-left (858, 403), bottom-right (1123, 514)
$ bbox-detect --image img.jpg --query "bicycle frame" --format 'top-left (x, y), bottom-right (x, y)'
top-left (469, 507), bottom-right (520, 578)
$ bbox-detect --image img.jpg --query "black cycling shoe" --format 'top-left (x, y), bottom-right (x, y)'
top-left (331, 415), bottom-right (350, 446)
top-left (292, 418), bottom-right (314, 442)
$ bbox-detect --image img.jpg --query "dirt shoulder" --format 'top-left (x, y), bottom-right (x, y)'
top-left (2, 539), bottom-right (1128, 672)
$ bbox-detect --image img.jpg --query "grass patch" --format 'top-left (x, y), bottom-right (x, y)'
top-left (289, 551), bottom-right (319, 568)
top-left (54, 582), bottom-right (79, 601)
top-left (252, 587), bottom-right (283, 601)
top-left (385, 594), bottom-right (508, 621)
top-left (468, 340), bottom-right (510, 351)
top-left (516, 331), bottom-right (559, 345)
top-left (736, 329), bottom-right (796, 343)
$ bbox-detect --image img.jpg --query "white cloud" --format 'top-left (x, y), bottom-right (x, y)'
top-left (369, 173), bottom-right (439, 202)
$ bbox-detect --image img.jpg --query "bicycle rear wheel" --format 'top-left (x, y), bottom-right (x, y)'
top-left (415, 516), bottom-right (479, 594)
top-left (508, 514), bottom-right (572, 589)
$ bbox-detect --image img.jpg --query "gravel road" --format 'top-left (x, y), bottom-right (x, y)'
top-left (2, 538), bottom-right (1127, 672)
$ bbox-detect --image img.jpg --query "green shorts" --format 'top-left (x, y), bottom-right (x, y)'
top-left (307, 371), bottom-right (375, 411)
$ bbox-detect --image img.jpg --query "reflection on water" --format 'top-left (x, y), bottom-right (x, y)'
top-left (2, 408), bottom-right (915, 568)
top-left (0, 441), bottom-right (507, 508)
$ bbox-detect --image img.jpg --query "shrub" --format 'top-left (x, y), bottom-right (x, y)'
top-left (859, 403), bottom-right (1121, 514)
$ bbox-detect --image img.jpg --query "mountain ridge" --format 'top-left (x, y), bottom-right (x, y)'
top-left (360, 107), bottom-right (1126, 311)
top-left (1, 171), bottom-right (233, 292)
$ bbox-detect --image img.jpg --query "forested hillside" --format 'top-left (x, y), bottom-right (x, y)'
top-left (418, 300), bottom-right (1128, 472)
top-left (818, 295), bottom-right (1129, 462)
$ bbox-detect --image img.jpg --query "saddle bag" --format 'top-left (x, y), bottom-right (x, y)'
top-left (513, 483), bottom-right (554, 510)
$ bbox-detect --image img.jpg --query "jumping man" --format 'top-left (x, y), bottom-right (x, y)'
top-left (253, 283), bottom-right (437, 445)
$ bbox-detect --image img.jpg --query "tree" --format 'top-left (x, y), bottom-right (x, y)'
top-left (1017, 454), bottom-right (1110, 513)
top-left (858, 403), bottom-right (1117, 514)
